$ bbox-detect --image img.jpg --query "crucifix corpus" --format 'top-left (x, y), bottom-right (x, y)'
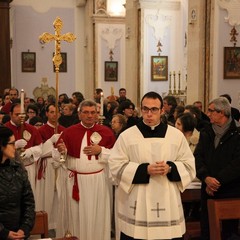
top-left (39, 17), bottom-right (76, 130)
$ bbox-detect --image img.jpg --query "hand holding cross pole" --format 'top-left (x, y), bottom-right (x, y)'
top-left (39, 17), bottom-right (76, 164)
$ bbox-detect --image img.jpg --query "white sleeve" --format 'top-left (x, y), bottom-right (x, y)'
top-left (30, 144), bottom-right (43, 162)
top-left (97, 147), bottom-right (111, 164)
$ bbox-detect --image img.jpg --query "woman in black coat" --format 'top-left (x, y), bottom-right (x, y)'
top-left (0, 126), bottom-right (35, 240)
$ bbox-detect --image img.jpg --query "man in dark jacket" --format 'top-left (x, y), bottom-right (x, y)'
top-left (195, 97), bottom-right (240, 240)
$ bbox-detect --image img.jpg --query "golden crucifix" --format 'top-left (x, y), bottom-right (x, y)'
top-left (39, 17), bottom-right (76, 130)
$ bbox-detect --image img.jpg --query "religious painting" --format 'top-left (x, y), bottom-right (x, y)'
top-left (224, 47), bottom-right (240, 79)
top-left (22, 52), bottom-right (36, 72)
top-left (105, 61), bottom-right (118, 81)
top-left (151, 56), bottom-right (168, 81)
top-left (53, 52), bottom-right (67, 72)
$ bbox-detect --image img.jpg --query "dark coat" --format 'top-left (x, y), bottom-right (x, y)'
top-left (195, 119), bottom-right (240, 198)
top-left (0, 159), bottom-right (35, 240)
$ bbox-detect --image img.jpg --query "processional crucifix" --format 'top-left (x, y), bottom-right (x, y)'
top-left (39, 17), bottom-right (76, 131)
top-left (39, 17), bottom-right (77, 239)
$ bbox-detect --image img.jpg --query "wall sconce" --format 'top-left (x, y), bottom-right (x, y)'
top-left (189, 8), bottom-right (197, 25)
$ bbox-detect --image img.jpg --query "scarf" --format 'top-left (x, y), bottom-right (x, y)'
top-left (212, 116), bottom-right (232, 148)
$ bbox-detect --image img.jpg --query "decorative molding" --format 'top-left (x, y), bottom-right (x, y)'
top-left (145, 12), bottom-right (171, 41)
top-left (93, 15), bottom-right (125, 24)
top-left (217, 0), bottom-right (240, 26)
top-left (95, 0), bottom-right (107, 15)
top-left (101, 26), bottom-right (123, 50)
top-left (139, 0), bottom-right (180, 10)
top-left (33, 78), bottom-right (55, 100)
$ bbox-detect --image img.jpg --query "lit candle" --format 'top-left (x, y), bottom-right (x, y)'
top-left (100, 92), bottom-right (104, 116)
top-left (20, 89), bottom-right (24, 113)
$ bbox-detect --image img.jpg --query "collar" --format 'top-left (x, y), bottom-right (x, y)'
top-left (47, 121), bottom-right (55, 128)
top-left (142, 120), bottom-right (160, 130)
top-left (80, 122), bottom-right (95, 129)
top-left (137, 120), bottom-right (168, 138)
top-left (10, 120), bottom-right (19, 127)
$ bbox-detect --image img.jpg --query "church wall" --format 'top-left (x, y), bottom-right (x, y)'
top-left (186, 0), bottom-right (206, 106)
top-left (10, 1), bottom-right (77, 99)
top-left (139, 1), bottom-right (188, 102)
top-left (95, 22), bottom-right (126, 98)
top-left (212, 1), bottom-right (240, 108)
top-left (8, 0), bottom-right (240, 108)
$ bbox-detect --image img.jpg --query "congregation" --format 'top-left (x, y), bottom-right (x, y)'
top-left (0, 87), bottom-right (240, 240)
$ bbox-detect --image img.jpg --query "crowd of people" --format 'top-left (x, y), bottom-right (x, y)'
top-left (0, 86), bottom-right (240, 240)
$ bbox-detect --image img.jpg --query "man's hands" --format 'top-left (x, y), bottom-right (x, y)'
top-left (8, 229), bottom-right (25, 239)
top-left (205, 176), bottom-right (221, 196)
top-left (57, 139), bottom-right (67, 155)
top-left (20, 148), bottom-right (32, 160)
top-left (147, 161), bottom-right (171, 176)
top-left (83, 144), bottom-right (102, 156)
top-left (15, 139), bottom-right (27, 149)
top-left (57, 140), bottom-right (102, 156)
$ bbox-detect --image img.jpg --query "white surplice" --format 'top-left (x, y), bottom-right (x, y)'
top-left (109, 125), bottom-right (196, 240)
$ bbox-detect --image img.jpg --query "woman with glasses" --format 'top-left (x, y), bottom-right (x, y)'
top-left (0, 126), bottom-right (35, 240)
top-left (26, 104), bottom-right (39, 124)
top-left (118, 101), bottom-right (139, 129)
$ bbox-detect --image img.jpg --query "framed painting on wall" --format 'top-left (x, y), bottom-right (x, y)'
top-left (22, 52), bottom-right (36, 72)
top-left (105, 61), bottom-right (118, 81)
top-left (224, 47), bottom-right (240, 79)
top-left (151, 56), bottom-right (168, 81)
top-left (53, 52), bottom-right (67, 72)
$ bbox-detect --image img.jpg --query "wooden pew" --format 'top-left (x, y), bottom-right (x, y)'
top-left (207, 198), bottom-right (240, 240)
top-left (181, 188), bottom-right (201, 240)
top-left (30, 211), bottom-right (49, 238)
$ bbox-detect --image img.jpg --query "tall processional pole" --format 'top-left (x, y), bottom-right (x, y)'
top-left (39, 17), bottom-right (77, 239)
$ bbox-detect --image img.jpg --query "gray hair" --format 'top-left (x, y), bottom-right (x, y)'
top-left (78, 99), bottom-right (97, 112)
top-left (209, 97), bottom-right (231, 117)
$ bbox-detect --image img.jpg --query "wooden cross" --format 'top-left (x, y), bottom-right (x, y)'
top-left (151, 203), bottom-right (165, 218)
top-left (130, 201), bottom-right (137, 216)
top-left (39, 17), bottom-right (76, 131)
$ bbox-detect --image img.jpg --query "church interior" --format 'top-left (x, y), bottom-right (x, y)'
top-left (0, 1), bottom-right (240, 240)
top-left (1, 0), bottom-right (240, 110)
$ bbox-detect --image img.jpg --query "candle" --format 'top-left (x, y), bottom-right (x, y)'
top-left (20, 89), bottom-right (24, 113)
top-left (100, 92), bottom-right (104, 116)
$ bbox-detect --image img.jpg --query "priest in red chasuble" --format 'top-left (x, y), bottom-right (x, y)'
top-left (56, 99), bottom-right (116, 240)
top-left (5, 103), bottom-right (42, 197)
top-left (36, 104), bottom-right (65, 230)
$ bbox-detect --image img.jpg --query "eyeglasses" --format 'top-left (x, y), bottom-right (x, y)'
top-left (27, 111), bottom-right (36, 114)
top-left (81, 111), bottom-right (97, 115)
top-left (141, 106), bottom-right (160, 114)
top-left (7, 141), bottom-right (15, 146)
top-left (207, 108), bottom-right (220, 113)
